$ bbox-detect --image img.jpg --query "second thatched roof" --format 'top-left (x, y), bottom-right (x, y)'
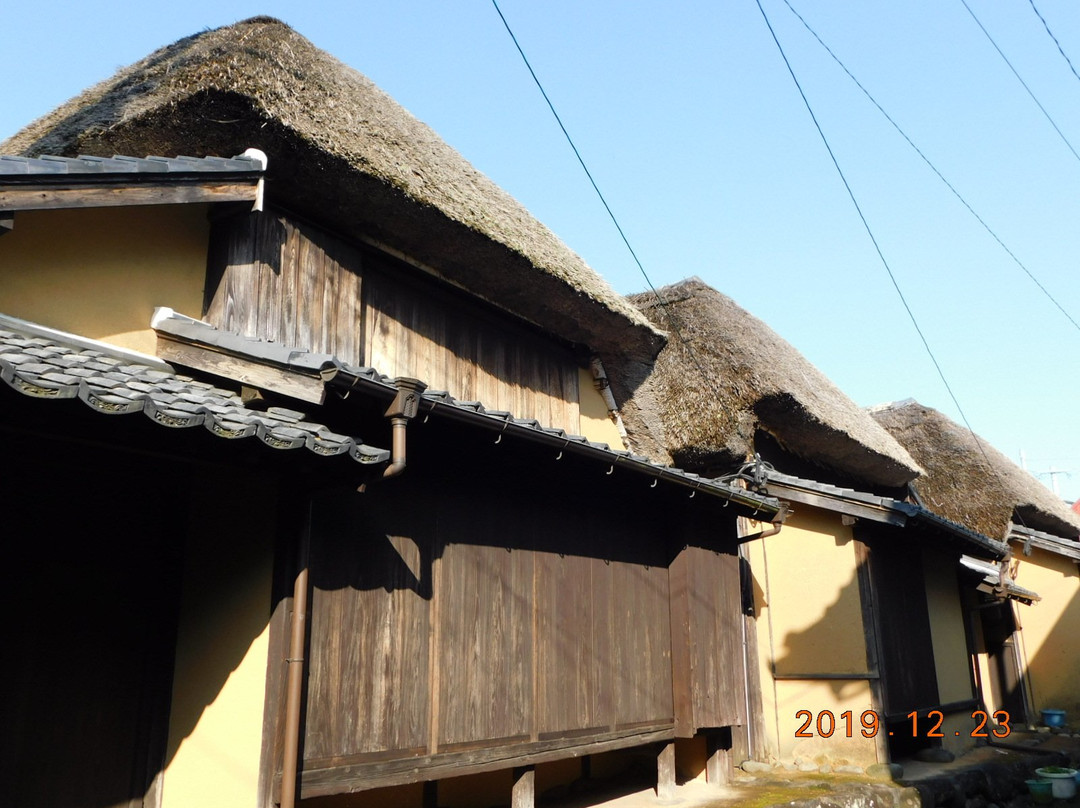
top-left (871, 400), bottom-right (1080, 540)
top-left (1, 16), bottom-right (661, 360)
top-left (617, 278), bottom-right (921, 488)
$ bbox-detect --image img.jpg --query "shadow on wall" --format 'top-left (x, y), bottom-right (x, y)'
top-left (0, 410), bottom-right (277, 808)
top-left (763, 540), bottom-right (870, 701)
top-left (1016, 558), bottom-right (1080, 719)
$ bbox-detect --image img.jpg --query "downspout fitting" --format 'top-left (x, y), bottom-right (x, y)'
top-left (359, 377), bottom-right (427, 491)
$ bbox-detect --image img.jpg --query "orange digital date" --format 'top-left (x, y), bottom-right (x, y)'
top-left (794, 709), bottom-right (1011, 738)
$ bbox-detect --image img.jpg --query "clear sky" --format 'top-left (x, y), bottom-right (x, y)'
top-left (3, 1), bottom-right (1078, 503)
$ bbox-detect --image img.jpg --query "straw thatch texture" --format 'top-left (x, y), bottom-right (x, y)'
top-left (1, 17), bottom-right (661, 359)
top-left (871, 400), bottom-right (1080, 540)
top-left (618, 278), bottom-right (921, 488)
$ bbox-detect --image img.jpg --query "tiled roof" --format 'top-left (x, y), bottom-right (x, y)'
top-left (0, 153), bottom-right (265, 176)
top-left (153, 309), bottom-right (783, 517)
top-left (0, 321), bottom-right (388, 464)
top-left (960, 555), bottom-right (1040, 602)
top-left (1008, 522), bottom-right (1080, 561)
top-left (765, 469), bottom-right (1009, 559)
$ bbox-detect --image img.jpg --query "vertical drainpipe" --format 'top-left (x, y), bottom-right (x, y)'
top-left (281, 378), bottom-right (428, 805)
top-left (280, 504), bottom-right (311, 808)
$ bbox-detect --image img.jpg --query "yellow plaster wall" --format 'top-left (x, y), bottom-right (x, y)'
top-left (761, 510), bottom-right (867, 676)
top-left (775, 679), bottom-right (878, 766)
top-left (161, 479), bottom-right (275, 808)
top-left (577, 367), bottom-right (625, 450)
top-left (972, 615), bottom-right (1005, 715)
top-left (0, 205), bottom-right (209, 353)
top-left (747, 508), bottom-right (877, 764)
top-left (922, 549), bottom-right (974, 706)
top-left (1014, 549), bottom-right (1080, 717)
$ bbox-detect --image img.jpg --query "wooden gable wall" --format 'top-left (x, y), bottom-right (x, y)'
top-left (204, 212), bottom-right (581, 433)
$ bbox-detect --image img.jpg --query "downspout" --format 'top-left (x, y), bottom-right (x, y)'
top-left (282, 379), bottom-right (427, 804)
top-left (589, 356), bottom-right (632, 451)
top-left (358, 377), bottom-right (427, 491)
top-left (280, 508), bottom-right (311, 808)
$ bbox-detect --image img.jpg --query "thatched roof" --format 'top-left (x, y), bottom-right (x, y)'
top-left (870, 400), bottom-right (1080, 540)
top-left (618, 278), bottom-right (921, 488)
top-left (1, 16), bottom-right (662, 360)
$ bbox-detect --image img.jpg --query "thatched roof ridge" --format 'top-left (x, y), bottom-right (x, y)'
top-left (1, 16), bottom-right (661, 359)
top-left (620, 278), bottom-right (921, 487)
top-left (870, 400), bottom-right (1080, 540)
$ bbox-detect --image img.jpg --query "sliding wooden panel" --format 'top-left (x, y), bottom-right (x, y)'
top-left (534, 551), bottom-right (614, 736)
top-left (304, 489), bottom-right (434, 762)
top-left (435, 542), bottom-right (534, 748)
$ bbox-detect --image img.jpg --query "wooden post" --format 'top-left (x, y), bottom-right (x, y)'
top-left (423, 780), bottom-right (438, 808)
top-left (512, 765), bottom-right (535, 808)
top-left (707, 729), bottom-right (734, 786)
top-left (657, 742), bottom-right (676, 800)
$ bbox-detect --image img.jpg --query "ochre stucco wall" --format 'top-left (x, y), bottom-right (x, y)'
top-left (747, 509), bottom-right (878, 766)
top-left (1014, 548), bottom-right (1080, 718)
top-left (161, 478), bottom-right (275, 808)
top-left (577, 367), bottom-right (625, 450)
top-left (922, 549), bottom-right (974, 706)
top-left (0, 205), bottom-right (209, 353)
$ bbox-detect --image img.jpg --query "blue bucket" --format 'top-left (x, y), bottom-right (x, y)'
top-left (1041, 709), bottom-right (1067, 728)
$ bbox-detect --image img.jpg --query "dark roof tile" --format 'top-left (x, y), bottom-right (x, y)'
top-left (0, 326), bottom-right (388, 465)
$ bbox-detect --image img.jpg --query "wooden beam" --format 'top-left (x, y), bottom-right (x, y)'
top-left (155, 336), bottom-right (326, 405)
top-left (298, 725), bottom-right (674, 799)
top-left (657, 742), bottom-right (676, 801)
top-left (764, 485), bottom-right (907, 526)
top-left (0, 180), bottom-right (260, 211)
top-left (706, 730), bottom-right (733, 787)
top-left (511, 766), bottom-right (535, 808)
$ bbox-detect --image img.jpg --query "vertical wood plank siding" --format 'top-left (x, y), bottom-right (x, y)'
top-left (205, 213), bottom-right (363, 361)
top-left (296, 436), bottom-right (744, 796)
top-left (205, 212), bottom-right (581, 433)
top-left (363, 261), bottom-right (580, 433)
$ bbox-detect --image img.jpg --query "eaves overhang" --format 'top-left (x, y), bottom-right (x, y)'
top-left (0, 312), bottom-right (389, 465)
top-left (153, 308), bottom-right (782, 519)
top-left (0, 152), bottom-right (265, 214)
top-left (1007, 522), bottom-right (1080, 563)
top-left (959, 555), bottom-right (1040, 604)
top-left (764, 470), bottom-right (1008, 560)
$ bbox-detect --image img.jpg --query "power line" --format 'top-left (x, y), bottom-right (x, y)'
top-left (753, 0), bottom-right (1008, 485)
top-left (958, 0), bottom-right (1080, 165)
top-left (488, 0), bottom-right (724, 399)
top-left (1026, 0), bottom-right (1080, 88)
top-left (780, 0), bottom-right (1080, 334)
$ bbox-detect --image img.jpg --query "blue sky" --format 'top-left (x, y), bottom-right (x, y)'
top-left (3, 1), bottom-right (1078, 503)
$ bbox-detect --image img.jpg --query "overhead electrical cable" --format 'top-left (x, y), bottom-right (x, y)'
top-left (1026, 0), bottom-right (1080, 88)
top-left (958, 0), bottom-right (1080, 165)
top-left (752, 0), bottom-right (1007, 481)
top-left (489, 0), bottom-right (724, 398)
top-left (780, 0), bottom-right (1080, 335)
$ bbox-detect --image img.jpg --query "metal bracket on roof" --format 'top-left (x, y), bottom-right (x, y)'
top-left (494, 415), bottom-right (511, 444)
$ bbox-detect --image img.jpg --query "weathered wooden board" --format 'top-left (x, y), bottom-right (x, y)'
top-left (435, 541), bottom-right (533, 748)
top-left (205, 212), bottom-right (364, 364)
top-left (304, 486), bottom-right (434, 761)
top-left (858, 525), bottom-right (940, 717)
top-left (363, 256), bottom-right (581, 433)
